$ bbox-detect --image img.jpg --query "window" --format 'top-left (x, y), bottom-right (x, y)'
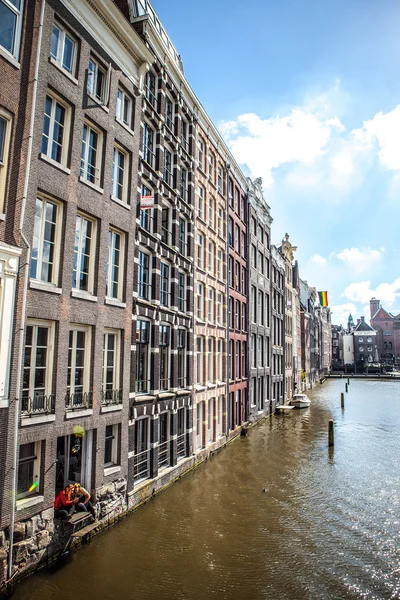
top-left (252, 217), bottom-right (257, 235)
top-left (178, 271), bottom-right (186, 312)
top-left (116, 87), bottom-right (133, 129)
top-left (228, 179), bottom-right (233, 205)
top-left (259, 252), bottom-right (264, 274)
top-left (181, 118), bottom-right (189, 152)
top-left (241, 232), bottom-right (246, 257)
top-left (159, 324), bottom-right (170, 390)
top-left (242, 303), bottom-right (246, 331)
top-left (111, 144), bottom-right (129, 203)
top-left (235, 261), bottom-right (240, 290)
top-left (217, 292), bottom-right (223, 325)
top-left (208, 338), bottom-right (214, 383)
top-left (208, 287), bottom-right (215, 323)
top-left (235, 300), bottom-right (240, 330)
top-left (217, 249), bottom-right (223, 280)
top-left (217, 206), bottom-right (224, 238)
top-left (41, 92), bottom-right (70, 166)
top-left (139, 184), bottom-right (153, 232)
top-left (209, 196), bottom-right (215, 229)
top-left (17, 442), bottom-right (40, 499)
top-left (236, 340), bottom-right (240, 378)
top-left (197, 185), bottom-right (204, 220)
top-left (251, 244), bottom-right (257, 268)
top-left (196, 337), bottom-right (204, 384)
top-left (177, 408), bottom-right (187, 458)
top-left (228, 218), bottom-right (233, 246)
top-left (104, 424), bottom-right (120, 467)
top-left (228, 256), bottom-right (234, 287)
top-left (163, 148), bottom-right (173, 186)
top-left (228, 297), bottom-right (234, 329)
top-left (251, 334), bottom-right (256, 367)
top-left (145, 70), bottom-right (157, 108)
top-left (242, 267), bottom-right (246, 295)
top-left (197, 234), bottom-right (204, 270)
top-left (228, 340), bottom-right (233, 379)
top-left (359, 346), bottom-right (364, 352)
top-left (106, 228), bottom-right (124, 301)
top-left (177, 328), bottom-right (186, 388)
top-left (87, 58), bottom-right (109, 105)
top-left (137, 250), bottom-right (150, 300)
top-left (22, 321), bottom-right (54, 415)
top-left (251, 286), bottom-right (256, 322)
top-left (136, 320), bottom-right (150, 393)
top-left (158, 412), bottom-right (170, 469)
top-left (235, 225), bottom-right (240, 252)
top-left (134, 417), bottom-right (150, 481)
top-left (217, 165), bottom-right (225, 195)
top-left (180, 167), bottom-right (188, 202)
top-left (197, 136), bottom-right (205, 171)
top-left (161, 207), bottom-right (171, 245)
top-left (258, 290), bottom-right (264, 325)
top-left (143, 123), bottom-right (155, 168)
top-left (197, 283), bottom-right (204, 320)
top-left (66, 326), bottom-right (91, 408)
top-left (72, 213), bottom-right (96, 294)
top-left (258, 336), bottom-right (264, 366)
top-left (80, 121), bottom-right (102, 187)
top-left (367, 337), bottom-right (372, 343)
top-left (50, 22), bottom-right (76, 75)
top-left (208, 151), bottom-right (215, 183)
top-left (0, 110), bottom-right (11, 212)
top-left (0, 0), bottom-right (23, 59)
top-left (208, 241), bottom-right (215, 274)
top-left (160, 262), bottom-right (170, 307)
top-left (217, 341), bottom-right (223, 381)
top-left (31, 196), bottom-right (62, 284)
top-left (165, 96), bottom-right (174, 131)
top-left (102, 330), bottom-right (121, 404)
top-left (178, 218), bottom-right (187, 255)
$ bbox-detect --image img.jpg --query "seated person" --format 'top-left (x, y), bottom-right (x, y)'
top-left (73, 483), bottom-right (96, 520)
top-left (54, 484), bottom-right (79, 520)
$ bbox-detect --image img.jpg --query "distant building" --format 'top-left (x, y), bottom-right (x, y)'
top-left (369, 298), bottom-right (400, 366)
top-left (353, 317), bottom-right (376, 367)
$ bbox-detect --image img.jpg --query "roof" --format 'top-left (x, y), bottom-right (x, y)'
top-left (354, 319), bottom-right (375, 332)
top-left (371, 307), bottom-right (392, 320)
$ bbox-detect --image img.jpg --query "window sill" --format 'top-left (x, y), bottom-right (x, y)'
top-left (101, 404), bottom-right (123, 413)
top-left (30, 280), bottom-right (62, 294)
top-left (111, 195), bottom-right (131, 210)
top-left (21, 414), bottom-right (56, 426)
top-left (79, 176), bottom-right (104, 194)
top-left (87, 93), bottom-right (109, 113)
top-left (115, 117), bottom-right (134, 136)
top-left (71, 289), bottom-right (97, 302)
top-left (104, 465), bottom-right (121, 477)
top-left (40, 153), bottom-right (71, 174)
top-left (0, 46), bottom-right (20, 69)
top-left (0, 213), bottom-right (5, 221)
top-left (16, 495), bottom-right (44, 511)
top-left (105, 297), bottom-right (126, 308)
top-left (66, 408), bottom-right (93, 419)
top-left (49, 57), bottom-right (78, 85)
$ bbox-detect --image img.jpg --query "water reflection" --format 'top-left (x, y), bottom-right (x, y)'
top-left (13, 380), bottom-right (400, 600)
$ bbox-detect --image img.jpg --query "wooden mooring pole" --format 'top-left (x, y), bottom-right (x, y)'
top-left (328, 420), bottom-right (334, 447)
top-left (345, 383), bottom-right (348, 393)
top-left (347, 377), bottom-right (350, 385)
top-left (341, 392), bottom-right (344, 408)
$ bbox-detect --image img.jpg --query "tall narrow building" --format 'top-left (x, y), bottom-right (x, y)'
top-left (270, 246), bottom-right (285, 407)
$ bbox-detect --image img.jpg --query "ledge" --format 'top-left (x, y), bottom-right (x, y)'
top-left (16, 495), bottom-right (44, 511)
top-left (40, 153), bottom-right (71, 174)
top-left (79, 176), bottom-right (104, 194)
top-left (104, 465), bottom-right (121, 477)
top-left (30, 280), bottom-right (62, 294)
top-left (71, 289), bottom-right (97, 302)
top-left (49, 56), bottom-right (79, 85)
top-left (20, 414), bottom-right (56, 426)
top-left (66, 408), bottom-right (93, 419)
top-left (101, 404), bottom-right (123, 413)
top-left (87, 93), bottom-right (110, 113)
top-left (0, 46), bottom-right (20, 69)
top-left (105, 297), bottom-right (126, 308)
top-left (111, 195), bottom-right (131, 210)
top-left (115, 117), bottom-right (135, 137)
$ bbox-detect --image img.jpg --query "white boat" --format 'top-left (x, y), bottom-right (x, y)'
top-left (275, 404), bottom-right (294, 414)
top-left (290, 394), bottom-right (311, 409)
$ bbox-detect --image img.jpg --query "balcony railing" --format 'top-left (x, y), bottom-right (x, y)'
top-left (101, 388), bottom-right (123, 406)
top-left (177, 375), bottom-right (187, 389)
top-left (158, 440), bottom-right (170, 469)
top-left (65, 391), bottom-right (93, 410)
top-left (133, 449), bottom-right (150, 482)
top-left (176, 432), bottom-right (186, 459)
top-left (136, 378), bottom-right (151, 394)
top-left (21, 394), bottom-right (55, 416)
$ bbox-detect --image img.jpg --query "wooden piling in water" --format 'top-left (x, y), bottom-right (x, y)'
top-left (345, 383), bottom-right (348, 393)
top-left (347, 377), bottom-right (350, 385)
top-left (328, 420), bottom-right (334, 447)
top-left (341, 393), bottom-right (344, 408)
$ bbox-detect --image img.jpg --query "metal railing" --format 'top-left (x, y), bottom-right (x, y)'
top-left (101, 388), bottom-right (123, 406)
top-left (159, 377), bottom-right (170, 391)
top-left (65, 391), bottom-right (92, 410)
top-left (176, 433), bottom-right (186, 459)
top-left (136, 378), bottom-right (151, 394)
top-left (177, 375), bottom-right (186, 389)
top-left (21, 394), bottom-right (55, 415)
top-left (133, 449), bottom-right (150, 482)
top-left (158, 440), bottom-right (170, 469)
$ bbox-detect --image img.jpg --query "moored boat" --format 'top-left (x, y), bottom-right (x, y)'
top-left (290, 394), bottom-right (311, 408)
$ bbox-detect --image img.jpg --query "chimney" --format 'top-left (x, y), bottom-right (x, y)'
top-left (370, 298), bottom-right (380, 319)
top-left (361, 316), bottom-right (365, 322)
top-left (357, 318), bottom-right (361, 324)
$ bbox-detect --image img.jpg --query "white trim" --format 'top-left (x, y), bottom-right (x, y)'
top-left (0, 246), bottom-right (19, 403)
top-left (73, 212), bottom-right (97, 295)
top-left (16, 495), bottom-right (44, 511)
top-left (101, 403), bottom-right (123, 413)
top-left (78, 176), bottom-right (104, 194)
top-left (39, 153), bottom-right (71, 174)
top-left (49, 56), bottom-right (79, 85)
top-left (0, 108), bottom-right (12, 213)
top-left (71, 289), bottom-right (98, 302)
top-left (0, 45), bottom-right (20, 68)
top-left (105, 297), bottom-right (126, 308)
top-left (29, 280), bottom-right (62, 294)
top-left (20, 414), bottom-right (56, 426)
top-left (66, 408), bottom-right (93, 419)
top-left (104, 465), bottom-right (121, 477)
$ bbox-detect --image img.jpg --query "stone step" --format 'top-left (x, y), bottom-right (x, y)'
top-left (70, 522), bottom-right (98, 538)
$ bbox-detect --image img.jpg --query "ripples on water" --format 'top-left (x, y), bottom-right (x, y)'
top-left (13, 380), bottom-right (400, 600)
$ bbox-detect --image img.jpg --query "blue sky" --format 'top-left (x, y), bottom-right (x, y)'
top-left (152, 0), bottom-right (400, 325)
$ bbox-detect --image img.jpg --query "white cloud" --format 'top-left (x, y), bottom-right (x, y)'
top-left (362, 105), bottom-right (400, 170)
top-left (330, 302), bottom-right (358, 326)
top-left (309, 253), bottom-right (327, 264)
top-left (343, 278), bottom-right (400, 307)
top-left (336, 247), bottom-right (384, 272)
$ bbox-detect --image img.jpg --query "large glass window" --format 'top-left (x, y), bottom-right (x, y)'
top-left (66, 326), bottom-right (91, 409)
top-left (104, 424), bottom-right (120, 467)
top-left (177, 328), bottom-right (186, 388)
top-left (178, 271), bottom-right (186, 312)
top-left (80, 121), bottom-right (102, 186)
top-left (159, 324), bottom-right (170, 390)
top-left (116, 87), bottom-right (133, 129)
top-left (136, 320), bottom-right (150, 393)
top-left (143, 123), bottom-right (155, 167)
top-left (137, 250), bottom-right (150, 300)
top-left (73, 213), bottom-right (95, 293)
top-left (87, 58), bottom-right (108, 104)
top-left (160, 262), bottom-right (170, 307)
top-left (106, 229), bottom-right (124, 301)
top-left (41, 93), bottom-right (68, 165)
top-left (111, 145), bottom-right (129, 203)
top-left (102, 330), bottom-right (121, 404)
top-left (134, 418), bottom-right (150, 481)
top-left (17, 442), bottom-right (40, 498)
top-left (22, 321), bottom-right (54, 415)
top-left (163, 148), bottom-right (172, 186)
top-left (50, 22), bottom-right (76, 74)
top-left (0, 0), bottom-right (23, 58)
top-left (165, 96), bottom-right (174, 131)
top-left (31, 196), bottom-right (61, 284)
top-left (145, 70), bottom-right (156, 108)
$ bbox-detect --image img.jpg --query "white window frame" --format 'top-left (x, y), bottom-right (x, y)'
top-left (197, 136), bottom-right (205, 171)
top-left (104, 423), bottom-right (120, 468)
top-left (197, 233), bottom-right (204, 270)
top-left (22, 319), bottom-right (55, 407)
top-left (111, 143), bottom-right (129, 204)
top-left (197, 185), bottom-right (204, 220)
top-left (196, 337), bottom-right (204, 385)
top-left (217, 292), bottom-right (223, 326)
top-left (207, 338), bottom-right (214, 383)
top-left (106, 228), bottom-right (124, 301)
top-left (137, 249), bottom-right (151, 300)
top-left (136, 318), bottom-right (151, 393)
top-left (80, 120), bottom-right (103, 188)
top-left (0, 0), bottom-right (24, 61)
top-left (67, 325), bottom-right (91, 401)
top-left (159, 323), bottom-right (171, 391)
top-left (87, 57), bottom-right (110, 106)
top-left (50, 21), bottom-right (77, 76)
top-left (41, 91), bottom-right (71, 167)
top-left (143, 122), bottom-right (155, 168)
top-left (208, 151), bottom-right (215, 183)
top-left (116, 86), bottom-right (133, 129)
top-left (0, 109), bottom-right (12, 213)
top-left (208, 241), bottom-right (215, 275)
top-left (165, 95), bottom-right (174, 131)
top-left (160, 261), bottom-right (170, 307)
top-left (31, 195), bottom-right (62, 285)
top-left (17, 441), bottom-right (41, 500)
top-left (197, 283), bottom-right (204, 320)
top-left (208, 195), bottom-right (215, 229)
top-left (208, 287), bottom-right (215, 323)
top-left (102, 329), bottom-right (121, 396)
top-left (73, 212), bottom-right (96, 294)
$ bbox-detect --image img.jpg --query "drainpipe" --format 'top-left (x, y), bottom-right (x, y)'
top-left (8, 0), bottom-right (45, 580)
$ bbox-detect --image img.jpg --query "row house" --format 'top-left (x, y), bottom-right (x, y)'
top-left (370, 298), bottom-right (400, 366)
top-left (299, 278), bottom-right (311, 390)
top-left (247, 177), bottom-right (272, 420)
top-left (270, 245), bottom-right (285, 408)
top-left (279, 234), bottom-right (297, 401)
top-left (292, 261), bottom-right (302, 392)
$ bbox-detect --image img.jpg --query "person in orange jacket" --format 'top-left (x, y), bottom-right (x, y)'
top-left (54, 484), bottom-right (79, 520)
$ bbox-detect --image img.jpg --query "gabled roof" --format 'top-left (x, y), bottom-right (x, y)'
top-left (354, 320), bottom-right (375, 332)
top-left (371, 307), bottom-right (392, 320)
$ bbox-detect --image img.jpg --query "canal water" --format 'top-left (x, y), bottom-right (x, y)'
top-left (13, 380), bottom-right (400, 600)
